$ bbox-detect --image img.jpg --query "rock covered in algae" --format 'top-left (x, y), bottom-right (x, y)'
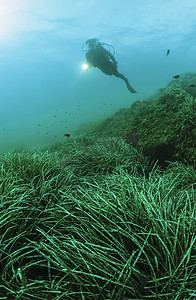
top-left (78, 73), bottom-right (196, 165)
top-left (126, 83), bottom-right (196, 165)
top-left (167, 72), bottom-right (196, 99)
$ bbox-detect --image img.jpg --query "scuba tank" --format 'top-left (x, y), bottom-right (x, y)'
top-left (82, 38), bottom-right (115, 55)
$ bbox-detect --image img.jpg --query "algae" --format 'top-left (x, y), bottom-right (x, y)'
top-left (79, 72), bottom-right (196, 166)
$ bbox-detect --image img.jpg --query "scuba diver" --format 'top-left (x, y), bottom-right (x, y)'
top-left (83, 38), bottom-right (136, 93)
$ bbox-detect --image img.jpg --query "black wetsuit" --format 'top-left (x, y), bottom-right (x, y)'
top-left (86, 46), bottom-right (136, 93)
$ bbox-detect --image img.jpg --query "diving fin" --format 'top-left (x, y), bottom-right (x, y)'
top-left (124, 78), bottom-right (137, 93)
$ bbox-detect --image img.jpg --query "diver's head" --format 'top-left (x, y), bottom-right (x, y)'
top-left (86, 38), bottom-right (99, 50)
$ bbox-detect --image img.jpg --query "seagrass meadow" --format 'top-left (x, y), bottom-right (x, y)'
top-left (0, 135), bottom-right (195, 299)
top-left (1, 1), bottom-right (196, 298)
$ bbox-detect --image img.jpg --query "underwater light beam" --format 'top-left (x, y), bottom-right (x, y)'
top-left (82, 63), bottom-right (89, 70)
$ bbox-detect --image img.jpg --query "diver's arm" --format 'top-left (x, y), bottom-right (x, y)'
top-left (86, 52), bottom-right (94, 68)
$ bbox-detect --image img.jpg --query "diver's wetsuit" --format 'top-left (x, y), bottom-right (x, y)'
top-left (86, 45), bottom-right (136, 93)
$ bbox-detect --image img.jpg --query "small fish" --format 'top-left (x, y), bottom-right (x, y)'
top-left (189, 84), bottom-right (196, 87)
top-left (166, 49), bottom-right (170, 56)
top-left (64, 133), bottom-right (70, 137)
top-left (173, 75), bottom-right (180, 79)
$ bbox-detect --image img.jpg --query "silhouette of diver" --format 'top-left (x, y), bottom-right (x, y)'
top-left (83, 38), bottom-right (136, 93)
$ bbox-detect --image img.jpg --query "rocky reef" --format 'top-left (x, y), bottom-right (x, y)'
top-left (167, 72), bottom-right (196, 98)
top-left (78, 72), bottom-right (196, 166)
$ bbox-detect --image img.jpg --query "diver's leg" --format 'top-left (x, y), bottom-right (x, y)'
top-left (124, 77), bottom-right (137, 94)
top-left (113, 69), bottom-right (137, 93)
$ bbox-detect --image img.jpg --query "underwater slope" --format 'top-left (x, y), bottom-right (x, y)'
top-left (167, 72), bottom-right (196, 98)
top-left (80, 72), bottom-right (196, 165)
